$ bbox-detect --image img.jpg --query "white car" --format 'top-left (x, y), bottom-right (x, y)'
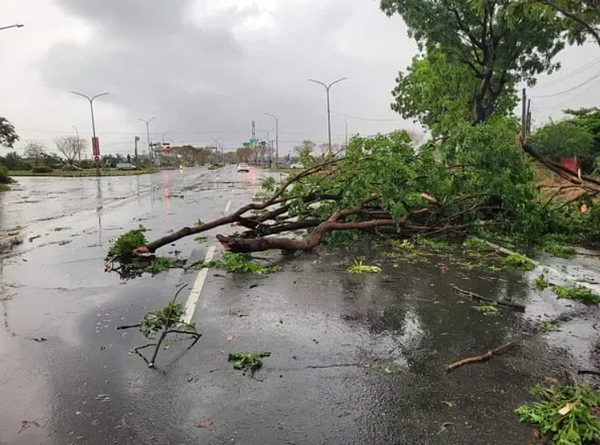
top-left (237, 163), bottom-right (250, 173)
top-left (290, 163), bottom-right (303, 169)
top-left (116, 162), bottom-right (136, 171)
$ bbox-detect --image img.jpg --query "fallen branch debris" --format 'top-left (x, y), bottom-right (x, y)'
top-left (446, 341), bottom-right (517, 372)
top-left (117, 284), bottom-right (201, 368)
top-left (453, 286), bottom-right (526, 312)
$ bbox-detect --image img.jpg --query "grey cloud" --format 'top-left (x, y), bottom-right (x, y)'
top-left (38, 0), bottom-right (415, 151)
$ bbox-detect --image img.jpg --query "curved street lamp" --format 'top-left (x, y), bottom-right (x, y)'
top-left (71, 91), bottom-right (109, 175)
top-left (308, 77), bottom-right (348, 155)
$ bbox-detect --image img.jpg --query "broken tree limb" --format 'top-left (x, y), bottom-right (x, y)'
top-left (445, 341), bottom-right (516, 371)
top-left (453, 286), bottom-right (526, 312)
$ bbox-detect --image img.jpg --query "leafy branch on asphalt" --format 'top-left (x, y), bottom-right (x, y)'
top-left (116, 284), bottom-right (200, 368)
top-left (516, 382), bottom-right (600, 445)
top-left (228, 352), bottom-right (271, 375)
top-left (194, 251), bottom-right (278, 274)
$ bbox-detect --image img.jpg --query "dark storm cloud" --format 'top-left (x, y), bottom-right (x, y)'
top-left (38, 0), bottom-right (413, 149)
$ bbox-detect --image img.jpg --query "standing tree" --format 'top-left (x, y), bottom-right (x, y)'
top-left (0, 117), bottom-right (19, 148)
top-left (532, 0), bottom-right (600, 48)
top-left (392, 48), bottom-right (517, 137)
top-left (55, 136), bottom-right (85, 165)
top-left (236, 147), bottom-right (254, 163)
top-left (24, 141), bottom-right (46, 167)
top-left (380, 0), bottom-right (565, 123)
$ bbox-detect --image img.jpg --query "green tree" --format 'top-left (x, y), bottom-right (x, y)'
top-left (380, 0), bottom-right (565, 123)
top-left (392, 48), bottom-right (517, 137)
top-left (532, 0), bottom-right (600, 48)
top-left (0, 117), bottom-right (19, 148)
top-left (529, 120), bottom-right (594, 165)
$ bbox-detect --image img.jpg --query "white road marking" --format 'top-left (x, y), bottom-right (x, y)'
top-left (182, 245), bottom-right (216, 324)
top-left (224, 199), bottom-right (232, 213)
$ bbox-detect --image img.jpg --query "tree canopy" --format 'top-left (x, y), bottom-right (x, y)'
top-left (529, 120), bottom-right (594, 163)
top-left (381, 0), bottom-right (565, 123)
top-left (0, 117), bottom-right (19, 148)
top-left (391, 47), bottom-right (517, 137)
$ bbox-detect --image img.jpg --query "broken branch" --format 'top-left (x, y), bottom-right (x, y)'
top-left (446, 341), bottom-right (516, 371)
top-left (453, 286), bottom-right (526, 312)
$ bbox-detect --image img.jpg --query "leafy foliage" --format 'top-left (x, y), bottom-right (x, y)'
top-left (551, 285), bottom-right (600, 303)
top-left (324, 230), bottom-right (361, 246)
top-left (541, 321), bottom-right (561, 332)
top-left (516, 383), bottom-right (600, 445)
top-left (392, 48), bottom-right (516, 137)
top-left (140, 301), bottom-right (193, 339)
top-left (505, 253), bottom-right (536, 270)
top-left (535, 275), bottom-right (550, 290)
top-left (0, 165), bottom-right (13, 185)
top-left (543, 241), bottom-right (576, 259)
top-left (228, 352), bottom-right (271, 374)
top-left (0, 116), bottom-right (19, 148)
top-left (347, 259), bottom-right (382, 274)
top-left (107, 225), bottom-right (147, 259)
top-left (195, 252), bottom-right (277, 274)
top-left (529, 121), bottom-right (594, 165)
top-left (146, 257), bottom-right (178, 275)
top-left (472, 304), bottom-right (499, 314)
top-left (380, 0), bottom-right (565, 123)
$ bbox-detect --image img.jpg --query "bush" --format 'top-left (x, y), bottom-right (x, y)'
top-left (530, 121), bottom-right (594, 165)
top-left (0, 165), bottom-right (13, 184)
top-left (32, 166), bottom-right (53, 174)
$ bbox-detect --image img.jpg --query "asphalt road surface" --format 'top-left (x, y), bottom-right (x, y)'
top-left (1, 166), bottom-right (599, 445)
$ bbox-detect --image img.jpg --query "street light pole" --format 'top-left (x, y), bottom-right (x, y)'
top-left (0, 24), bottom-right (24, 32)
top-left (72, 125), bottom-right (81, 164)
top-left (308, 77), bottom-right (348, 155)
top-left (139, 117), bottom-right (156, 163)
top-left (265, 113), bottom-right (279, 168)
top-left (262, 130), bottom-right (273, 167)
top-left (71, 91), bottom-right (109, 176)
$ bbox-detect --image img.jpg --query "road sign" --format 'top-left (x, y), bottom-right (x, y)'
top-left (92, 137), bottom-right (100, 156)
top-left (93, 155), bottom-right (100, 162)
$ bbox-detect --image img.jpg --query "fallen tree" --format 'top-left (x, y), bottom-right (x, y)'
top-left (113, 118), bottom-right (598, 260)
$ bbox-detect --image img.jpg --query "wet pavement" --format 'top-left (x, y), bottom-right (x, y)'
top-left (1, 167), bottom-right (599, 445)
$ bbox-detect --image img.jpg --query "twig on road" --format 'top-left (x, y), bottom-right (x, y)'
top-left (453, 286), bottom-right (526, 312)
top-left (446, 341), bottom-right (517, 371)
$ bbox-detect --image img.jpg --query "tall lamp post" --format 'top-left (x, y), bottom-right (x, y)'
top-left (264, 112), bottom-right (279, 168)
top-left (308, 77), bottom-right (347, 155)
top-left (71, 91), bottom-right (109, 176)
top-left (139, 117), bottom-right (156, 163)
top-left (0, 24), bottom-right (24, 31)
top-left (72, 125), bottom-right (82, 164)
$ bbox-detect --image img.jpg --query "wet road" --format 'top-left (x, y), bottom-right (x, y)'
top-left (1, 167), bottom-right (599, 445)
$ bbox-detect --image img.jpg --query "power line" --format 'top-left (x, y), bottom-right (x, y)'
top-left (530, 69), bottom-right (600, 99)
top-left (533, 58), bottom-right (600, 89)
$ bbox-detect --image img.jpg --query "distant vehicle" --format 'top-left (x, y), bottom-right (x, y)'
top-left (116, 162), bottom-right (136, 171)
top-left (290, 163), bottom-right (303, 169)
top-left (237, 163), bottom-right (250, 173)
top-left (62, 164), bottom-right (81, 171)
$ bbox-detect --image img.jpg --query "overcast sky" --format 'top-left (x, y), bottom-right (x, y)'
top-left (1, 0), bottom-right (599, 158)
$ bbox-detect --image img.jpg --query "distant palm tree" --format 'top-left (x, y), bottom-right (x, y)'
top-left (115, 153), bottom-right (124, 162)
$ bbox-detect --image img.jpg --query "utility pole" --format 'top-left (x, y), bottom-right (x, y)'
top-left (252, 121), bottom-right (256, 140)
top-left (71, 91), bottom-right (109, 176)
top-left (265, 113), bottom-right (279, 168)
top-left (308, 77), bottom-right (348, 155)
top-left (345, 120), bottom-right (348, 149)
top-left (521, 88), bottom-right (527, 141)
top-left (0, 24), bottom-right (24, 32)
top-left (72, 125), bottom-right (81, 164)
top-left (134, 136), bottom-right (140, 167)
top-left (139, 117), bottom-right (156, 163)
top-left (526, 99), bottom-right (532, 136)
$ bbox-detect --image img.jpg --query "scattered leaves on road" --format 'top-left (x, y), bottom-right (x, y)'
top-left (228, 351), bottom-right (271, 375)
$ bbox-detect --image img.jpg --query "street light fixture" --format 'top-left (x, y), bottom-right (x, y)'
top-left (264, 113), bottom-right (279, 168)
top-left (71, 91), bottom-right (109, 176)
top-left (308, 77), bottom-right (348, 155)
top-left (139, 117), bottom-right (156, 162)
top-left (0, 24), bottom-right (24, 32)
